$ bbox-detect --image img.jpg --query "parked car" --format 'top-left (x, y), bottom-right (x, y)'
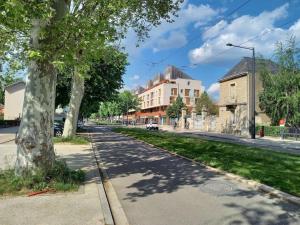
top-left (54, 123), bottom-right (63, 137)
top-left (146, 122), bottom-right (159, 130)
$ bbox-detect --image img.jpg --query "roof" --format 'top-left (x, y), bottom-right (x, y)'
top-left (5, 81), bottom-right (26, 90)
top-left (165, 65), bottom-right (194, 80)
top-left (219, 57), bottom-right (278, 83)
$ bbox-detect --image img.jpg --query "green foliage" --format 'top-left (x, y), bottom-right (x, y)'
top-left (259, 37), bottom-right (300, 127)
top-left (166, 96), bottom-right (185, 118)
top-left (53, 136), bottom-right (89, 145)
top-left (195, 91), bottom-right (219, 115)
top-left (255, 125), bottom-right (286, 137)
top-left (55, 49), bottom-right (127, 117)
top-left (117, 90), bottom-right (140, 115)
top-left (114, 127), bottom-right (300, 197)
top-left (0, 160), bottom-right (85, 196)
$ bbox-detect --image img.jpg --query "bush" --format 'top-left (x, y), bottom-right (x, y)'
top-left (255, 125), bottom-right (287, 137)
top-left (0, 160), bottom-right (85, 196)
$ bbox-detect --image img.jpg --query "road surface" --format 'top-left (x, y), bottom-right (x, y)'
top-left (91, 126), bottom-right (300, 225)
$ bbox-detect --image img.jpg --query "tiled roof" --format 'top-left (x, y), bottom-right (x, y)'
top-left (219, 57), bottom-right (278, 82)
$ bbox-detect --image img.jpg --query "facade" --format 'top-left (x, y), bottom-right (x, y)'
top-left (218, 57), bottom-right (277, 136)
top-left (132, 66), bottom-right (202, 125)
top-left (4, 81), bottom-right (26, 120)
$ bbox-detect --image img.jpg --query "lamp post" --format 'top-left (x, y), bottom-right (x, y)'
top-left (226, 43), bottom-right (256, 139)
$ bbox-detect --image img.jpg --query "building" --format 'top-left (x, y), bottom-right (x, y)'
top-left (218, 57), bottom-right (278, 136)
top-left (4, 81), bottom-right (26, 120)
top-left (132, 66), bottom-right (203, 125)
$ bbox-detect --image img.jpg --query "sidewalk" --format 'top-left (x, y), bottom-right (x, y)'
top-left (159, 126), bottom-right (300, 155)
top-left (0, 143), bottom-right (107, 225)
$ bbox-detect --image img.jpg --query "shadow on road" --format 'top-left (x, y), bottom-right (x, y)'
top-left (91, 126), bottom-right (300, 225)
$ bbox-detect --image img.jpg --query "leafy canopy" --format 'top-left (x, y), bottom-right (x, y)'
top-left (166, 96), bottom-right (185, 118)
top-left (259, 37), bottom-right (300, 127)
top-left (195, 91), bottom-right (219, 116)
top-left (56, 48), bottom-right (128, 117)
top-left (1, 0), bottom-right (183, 72)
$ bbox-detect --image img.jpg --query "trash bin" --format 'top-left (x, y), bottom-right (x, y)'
top-left (259, 126), bottom-right (265, 137)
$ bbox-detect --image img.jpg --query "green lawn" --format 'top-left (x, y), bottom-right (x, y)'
top-left (53, 135), bottom-right (90, 145)
top-left (113, 127), bottom-right (300, 197)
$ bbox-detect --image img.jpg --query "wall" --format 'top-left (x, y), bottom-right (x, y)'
top-left (4, 83), bottom-right (25, 120)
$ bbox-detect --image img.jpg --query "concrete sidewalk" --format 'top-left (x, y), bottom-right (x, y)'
top-left (0, 143), bottom-right (107, 225)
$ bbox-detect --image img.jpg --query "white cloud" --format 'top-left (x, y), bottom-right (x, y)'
top-left (130, 74), bottom-right (140, 80)
top-left (189, 3), bottom-right (300, 65)
top-left (207, 82), bottom-right (220, 95)
top-left (123, 1), bottom-right (220, 56)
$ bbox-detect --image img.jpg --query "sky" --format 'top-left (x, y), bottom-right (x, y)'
top-left (121, 0), bottom-right (300, 100)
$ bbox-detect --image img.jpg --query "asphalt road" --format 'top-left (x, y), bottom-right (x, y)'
top-left (91, 126), bottom-right (300, 225)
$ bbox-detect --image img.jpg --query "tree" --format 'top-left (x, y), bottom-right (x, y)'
top-left (118, 91), bottom-right (140, 121)
top-left (195, 91), bottom-right (219, 116)
top-left (62, 49), bottom-right (127, 136)
top-left (166, 96), bottom-right (185, 119)
top-left (259, 37), bottom-right (300, 127)
top-left (1, 0), bottom-right (183, 173)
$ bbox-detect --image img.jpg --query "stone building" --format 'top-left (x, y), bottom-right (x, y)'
top-left (218, 57), bottom-right (278, 136)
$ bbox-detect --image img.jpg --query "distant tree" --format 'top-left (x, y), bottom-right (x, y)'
top-left (259, 37), bottom-right (300, 127)
top-left (195, 91), bottom-right (219, 116)
top-left (166, 96), bottom-right (185, 119)
top-left (118, 91), bottom-right (140, 120)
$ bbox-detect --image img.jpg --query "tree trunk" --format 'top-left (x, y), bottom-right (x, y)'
top-left (63, 68), bottom-right (85, 137)
top-left (15, 0), bottom-right (68, 175)
top-left (15, 61), bottom-right (57, 174)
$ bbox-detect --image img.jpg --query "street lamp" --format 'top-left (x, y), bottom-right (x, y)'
top-left (226, 43), bottom-right (256, 139)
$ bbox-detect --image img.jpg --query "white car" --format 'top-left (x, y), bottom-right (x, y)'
top-left (146, 122), bottom-right (159, 130)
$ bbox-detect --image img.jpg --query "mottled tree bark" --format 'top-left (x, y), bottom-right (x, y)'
top-left (15, 0), bottom-right (68, 174)
top-left (63, 68), bottom-right (85, 137)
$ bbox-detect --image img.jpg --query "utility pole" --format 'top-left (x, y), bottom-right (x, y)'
top-left (226, 43), bottom-right (256, 139)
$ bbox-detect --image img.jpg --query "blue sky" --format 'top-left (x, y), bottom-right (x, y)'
top-left (121, 0), bottom-right (300, 100)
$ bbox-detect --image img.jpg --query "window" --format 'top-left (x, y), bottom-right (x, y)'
top-left (187, 81), bottom-right (190, 85)
top-left (151, 92), bottom-right (154, 99)
top-left (147, 101), bottom-right (149, 107)
top-left (158, 97), bottom-right (161, 105)
top-left (185, 89), bottom-right (190, 97)
top-left (171, 88), bottom-right (177, 96)
top-left (194, 89), bottom-right (200, 97)
top-left (170, 96), bottom-right (175, 104)
top-left (229, 83), bottom-right (236, 100)
top-left (185, 97), bottom-right (190, 105)
top-left (158, 89), bottom-right (161, 96)
top-left (150, 100), bottom-right (153, 106)
top-left (147, 94), bottom-right (149, 100)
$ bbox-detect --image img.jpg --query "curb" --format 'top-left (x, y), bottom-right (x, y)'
top-left (89, 131), bottom-right (130, 225)
top-left (120, 133), bottom-right (300, 206)
top-left (89, 138), bottom-right (115, 225)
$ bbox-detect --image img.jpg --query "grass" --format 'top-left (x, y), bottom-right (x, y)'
top-left (0, 160), bottom-right (85, 196)
top-left (53, 135), bottom-right (90, 145)
top-left (113, 127), bottom-right (300, 197)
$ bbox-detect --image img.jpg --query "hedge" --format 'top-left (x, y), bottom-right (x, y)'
top-left (255, 125), bottom-right (287, 137)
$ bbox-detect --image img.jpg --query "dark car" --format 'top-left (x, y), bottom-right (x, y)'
top-left (54, 122), bottom-right (63, 137)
